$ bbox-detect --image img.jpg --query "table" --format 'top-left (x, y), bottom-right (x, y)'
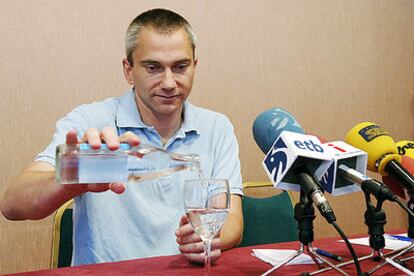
top-left (7, 235), bottom-right (414, 275)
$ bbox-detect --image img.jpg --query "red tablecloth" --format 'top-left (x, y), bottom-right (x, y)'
top-left (7, 235), bottom-right (414, 275)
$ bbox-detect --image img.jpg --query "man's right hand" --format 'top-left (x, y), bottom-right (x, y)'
top-left (62, 127), bottom-right (141, 195)
top-left (0, 126), bottom-right (141, 220)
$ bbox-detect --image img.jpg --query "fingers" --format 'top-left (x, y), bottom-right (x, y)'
top-left (65, 129), bottom-right (79, 144)
top-left (66, 127), bottom-right (133, 196)
top-left (177, 231), bottom-right (201, 246)
top-left (63, 183), bottom-right (109, 195)
top-left (86, 184), bottom-right (112, 192)
top-left (176, 214), bottom-right (201, 247)
top-left (81, 128), bottom-right (101, 149)
top-left (179, 214), bottom-right (189, 227)
top-left (100, 126), bottom-right (120, 150)
top-left (176, 215), bottom-right (197, 243)
top-left (119, 131), bottom-right (140, 147)
top-left (179, 237), bottom-right (221, 253)
top-left (79, 128), bottom-right (140, 150)
top-left (63, 183), bottom-right (126, 196)
top-left (81, 183), bottom-right (125, 194)
top-left (176, 216), bottom-right (223, 265)
top-left (109, 182), bottom-right (126, 194)
top-left (80, 127), bottom-right (119, 149)
top-left (183, 248), bottom-right (222, 264)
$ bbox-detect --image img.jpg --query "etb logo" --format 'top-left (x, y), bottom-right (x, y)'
top-left (263, 139), bottom-right (289, 184)
top-left (294, 140), bottom-right (324, 152)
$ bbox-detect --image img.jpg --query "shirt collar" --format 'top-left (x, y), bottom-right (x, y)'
top-left (179, 101), bottom-right (199, 137)
top-left (116, 89), bottom-right (200, 135)
top-left (116, 89), bottom-right (147, 128)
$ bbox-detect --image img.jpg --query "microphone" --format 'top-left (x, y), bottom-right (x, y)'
top-left (383, 141), bottom-right (414, 198)
top-left (345, 122), bottom-right (414, 194)
top-left (315, 140), bottom-right (367, 196)
top-left (315, 139), bottom-right (399, 201)
top-left (252, 107), bottom-right (304, 153)
top-left (319, 140), bottom-right (414, 216)
top-left (332, 138), bottom-right (414, 253)
top-left (253, 110), bottom-right (365, 275)
top-left (385, 156), bottom-right (414, 192)
top-left (383, 155), bottom-right (414, 238)
top-left (338, 164), bottom-right (398, 202)
top-left (253, 108), bottom-right (336, 223)
top-left (396, 140), bottom-right (414, 156)
top-left (382, 172), bottom-right (407, 199)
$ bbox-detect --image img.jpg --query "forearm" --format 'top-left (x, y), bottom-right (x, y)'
top-left (220, 212), bottom-right (243, 250)
top-left (220, 195), bottom-right (243, 250)
top-left (0, 168), bottom-right (78, 220)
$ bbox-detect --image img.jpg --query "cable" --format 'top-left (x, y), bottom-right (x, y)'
top-left (395, 198), bottom-right (414, 218)
top-left (332, 221), bottom-right (365, 276)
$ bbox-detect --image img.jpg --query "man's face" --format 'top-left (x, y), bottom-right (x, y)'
top-left (123, 28), bottom-right (197, 119)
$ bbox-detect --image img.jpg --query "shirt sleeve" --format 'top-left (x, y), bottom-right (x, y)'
top-left (35, 96), bottom-right (120, 166)
top-left (35, 106), bottom-right (90, 167)
top-left (211, 115), bottom-right (243, 196)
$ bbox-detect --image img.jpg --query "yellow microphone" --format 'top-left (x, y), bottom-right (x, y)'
top-left (396, 140), bottom-right (414, 158)
top-left (345, 122), bottom-right (414, 194)
top-left (345, 122), bottom-right (401, 175)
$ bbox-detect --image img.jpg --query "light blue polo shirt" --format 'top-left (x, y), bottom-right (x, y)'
top-left (36, 89), bottom-right (243, 265)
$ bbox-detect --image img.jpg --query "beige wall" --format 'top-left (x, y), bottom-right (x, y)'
top-left (1, 0), bottom-right (414, 273)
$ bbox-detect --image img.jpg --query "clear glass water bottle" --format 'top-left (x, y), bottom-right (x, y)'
top-left (55, 143), bottom-right (201, 184)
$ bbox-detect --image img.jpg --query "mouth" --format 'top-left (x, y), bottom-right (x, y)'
top-left (155, 94), bottom-right (179, 99)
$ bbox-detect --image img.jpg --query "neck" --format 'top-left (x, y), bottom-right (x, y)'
top-left (153, 114), bottom-right (182, 144)
top-left (135, 97), bottom-right (183, 145)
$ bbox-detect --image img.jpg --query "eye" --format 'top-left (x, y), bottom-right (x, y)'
top-left (144, 64), bottom-right (162, 73)
top-left (173, 62), bottom-right (190, 73)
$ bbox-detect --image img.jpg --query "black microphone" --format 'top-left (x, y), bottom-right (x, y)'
top-left (338, 164), bottom-right (398, 202)
top-left (319, 139), bottom-right (414, 216)
top-left (297, 166), bottom-right (336, 223)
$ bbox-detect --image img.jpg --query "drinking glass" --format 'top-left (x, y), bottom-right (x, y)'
top-left (183, 179), bottom-right (230, 275)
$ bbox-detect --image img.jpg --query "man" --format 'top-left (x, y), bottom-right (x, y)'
top-left (0, 8), bottom-right (243, 265)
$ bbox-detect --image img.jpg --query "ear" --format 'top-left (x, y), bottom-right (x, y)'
top-left (192, 58), bottom-right (198, 77)
top-left (122, 58), bottom-right (135, 85)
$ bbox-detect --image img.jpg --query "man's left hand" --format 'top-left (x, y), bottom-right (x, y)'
top-left (175, 214), bottom-right (222, 263)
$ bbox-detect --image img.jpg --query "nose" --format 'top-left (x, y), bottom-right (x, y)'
top-left (160, 68), bottom-right (177, 91)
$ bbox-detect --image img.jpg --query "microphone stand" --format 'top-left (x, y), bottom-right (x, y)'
top-left (310, 190), bottom-right (412, 275)
top-left (361, 191), bottom-right (413, 275)
top-left (261, 190), bottom-right (348, 276)
top-left (374, 192), bottom-right (414, 272)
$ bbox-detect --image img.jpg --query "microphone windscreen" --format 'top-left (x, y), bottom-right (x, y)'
top-left (396, 140), bottom-right (414, 158)
top-left (382, 155), bottom-right (414, 199)
top-left (401, 155), bottom-right (414, 177)
top-left (252, 108), bottom-right (304, 154)
top-left (345, 122), bottom-right (401, 175)
top-left (382, 176), bottom-right (406, 199)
